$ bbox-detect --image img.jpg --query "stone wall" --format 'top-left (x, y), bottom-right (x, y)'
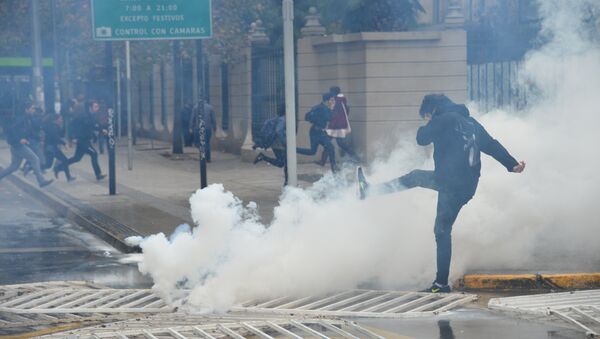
top-left (296, 29), bottom-right (467, 162)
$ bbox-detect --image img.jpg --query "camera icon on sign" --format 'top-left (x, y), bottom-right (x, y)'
top-left (96, 26), bottom-right (112, 38)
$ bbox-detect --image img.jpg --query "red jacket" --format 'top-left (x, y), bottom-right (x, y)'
top-left (328, 94), bottom-right (349, 130)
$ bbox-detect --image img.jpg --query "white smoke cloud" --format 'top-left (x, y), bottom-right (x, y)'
top-left (134, 0), bottom-right (600, 312)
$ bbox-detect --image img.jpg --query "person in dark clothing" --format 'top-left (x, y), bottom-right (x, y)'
top-left (58, 100), bottom-right (105, 181)
top-left (94, 103), bottom-right (109, 154)
top-left (42, 114), bottom-right (75, 182)
top-left (192, 101), bottom-right (217, 162)
top-left (21, 107), bottom-right (44, 176)
top-left (297, 92), bottom-right (338, 172)
top-left (181, 102), bottom-right (193, 147)
top-left (253, 105), bottom-right (288, 185)
top-left (0, 101), bottom-right (53, 187)
top-left (357, 94), bottom-right (526, 293)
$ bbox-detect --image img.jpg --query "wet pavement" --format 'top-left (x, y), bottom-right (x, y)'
top-left (0, 180), bottom-right (150, 288)
top-left (358, 309), bottom-right (584, 339)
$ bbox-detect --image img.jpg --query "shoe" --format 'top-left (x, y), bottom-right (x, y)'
top-left (53, 166), bottom-right (59, 179)
top-left (39, 179), bottom-right (53, 188)
top-left (23, 166), bottom-right (32, 177)
top-left (253, 153), bottom-right (264, 165)
top-left (357, 167), bottom-right (369, 200)
top-left (314, 160), bottom-right (326, 167)
top-left (97, 174), bottom-right (107, 181)
top-left (421, 282), bottom-right (451, 293)
top-left (67, 176), bottom-right (77, 182)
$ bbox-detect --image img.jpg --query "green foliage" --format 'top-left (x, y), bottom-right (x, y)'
top-left (314, 0), bottom-right (425, 33)
top-left (0, 0), bottom-right (425, 75)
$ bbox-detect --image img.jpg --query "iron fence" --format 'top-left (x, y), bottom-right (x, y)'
top-left (251, 47), bottom-right (285, 140)
top-left (467, 60), bottom-right (528, 112)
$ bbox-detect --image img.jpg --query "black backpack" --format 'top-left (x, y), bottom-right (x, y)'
top-left (255, 117), bottom-right (279, 149)
top-left (304, 109), bottom-right (316, 123)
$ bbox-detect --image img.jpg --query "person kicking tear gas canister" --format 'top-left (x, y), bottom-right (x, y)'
top-left (357, 94), bottom-right (526, 293)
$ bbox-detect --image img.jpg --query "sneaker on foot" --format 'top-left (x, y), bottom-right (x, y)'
top-left (357, 167), bottom-right (369, 200)
top-left (67, 176), bottom-right (77, 182)
top-left (253, 153), bottom-right (264, 165)
top-left (97, 174), bottom-right (107, 181)
top-left (421, 282), bottom-right (451, 293)
top-left (53, 166), bottom-right (59, 179)
top-left (39, 179), bottom-right (53, 188)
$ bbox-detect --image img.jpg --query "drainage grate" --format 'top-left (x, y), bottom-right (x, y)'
top-left (232, 289), bottom-right (477, 318)
top-left (0, 288), bottom-right (186, 314)
top-left (488, 289), bottom-right (600, 314)
top-left (41, 319), bottom-right (384, 339)
top-left (549, 306), bottom-right (600, 337)
top-left (489, 290), bottom-right (600, 336)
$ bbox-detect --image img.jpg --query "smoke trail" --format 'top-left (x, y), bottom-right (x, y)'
top-left (133, 0), bottom-right (600, 312)
top-left (452, 0), bottom-right (600, 274)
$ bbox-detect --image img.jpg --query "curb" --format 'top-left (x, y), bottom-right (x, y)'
top-left (458, 273), bottom-right (600, 291)
top-left (4, 169), bottom-right (142, 254)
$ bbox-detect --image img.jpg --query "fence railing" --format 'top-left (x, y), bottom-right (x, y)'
top-left (467, 61), bottom-right (528, 112)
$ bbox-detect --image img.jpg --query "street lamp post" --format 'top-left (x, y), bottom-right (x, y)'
top-left (31, 0), bottom-right (45, 109)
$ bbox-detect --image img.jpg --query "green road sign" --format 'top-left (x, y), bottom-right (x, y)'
top-left (91, 0), bottom-right (212, 41)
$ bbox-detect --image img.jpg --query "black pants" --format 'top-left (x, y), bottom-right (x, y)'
top-left (296, 127), bottom-right (337, 171)
top-left (262, 148), bottom-right (288, 185)
top-left (320, 136), bottom-right (360, 164)
top-left (62, 141), bottom-right (102, 179)
top-left (43, 145), bottom-right (72, 179)
top-left (372, 170), bottom-right (473, 285)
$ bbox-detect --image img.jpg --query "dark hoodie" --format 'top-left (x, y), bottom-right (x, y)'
top-left (416, 102), bottom-right (518, 197)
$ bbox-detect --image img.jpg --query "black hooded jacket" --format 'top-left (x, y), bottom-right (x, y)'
top-left (5, 113), bottom-right (38, 147)
top-left (416, 102), bottom-right (518, 197)
top-left (70, 112), bottom-right (98, 143)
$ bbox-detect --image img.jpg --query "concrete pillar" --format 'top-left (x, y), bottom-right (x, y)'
top-left (301, 7), bottom-right (326, 37)
top-left (444, 0), bottom-right (465, 28)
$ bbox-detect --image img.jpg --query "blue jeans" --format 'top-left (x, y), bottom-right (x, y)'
top-left (296, 127), bottom-right (337, 171)
top-left (0, 144), bottom-right (47, 186)
top-left (372, 170), bottom-right (472, 285)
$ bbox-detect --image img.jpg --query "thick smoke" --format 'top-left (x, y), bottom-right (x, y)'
top-left (133, 0), bottom-right (600, 312)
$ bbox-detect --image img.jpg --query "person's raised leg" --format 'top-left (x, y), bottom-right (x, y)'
top-left (20, 145), bottom-right (52, 187)
top-left (358, 169), bottom-right (437, 200)
top-left (296, 128), bottom-right (320, 156)
top-left (0, 147), bottom-right (24, 182)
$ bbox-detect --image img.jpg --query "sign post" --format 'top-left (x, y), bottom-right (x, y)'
top-left (107, 108), bottom-right (116, 195)
top-left (91, 0), bottom-right (212, 41)
top-left (91, 0), bottom-right (213, 187)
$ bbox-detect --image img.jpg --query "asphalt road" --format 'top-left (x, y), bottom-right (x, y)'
top-left (0, 179), bottom-right (150, 287)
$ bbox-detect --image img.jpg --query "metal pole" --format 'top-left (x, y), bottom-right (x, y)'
top-left (283, 0), bottom-right (297, 186)
top-left (31, 0), bottom-right (45, 109)
top-left (108, 108), bottom-right (116, 195)
top-left (126, 40), bottom-right (133, 170)
top-left (116, 57), bottom-right (122, 139)
top-left (51, 0), bottom-right (61, 114)
top-left (196, 39), bottom-right (207, 188)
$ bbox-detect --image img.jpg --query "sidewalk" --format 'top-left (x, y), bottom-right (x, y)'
top-left (0, 138), bottom-right (328, 250)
